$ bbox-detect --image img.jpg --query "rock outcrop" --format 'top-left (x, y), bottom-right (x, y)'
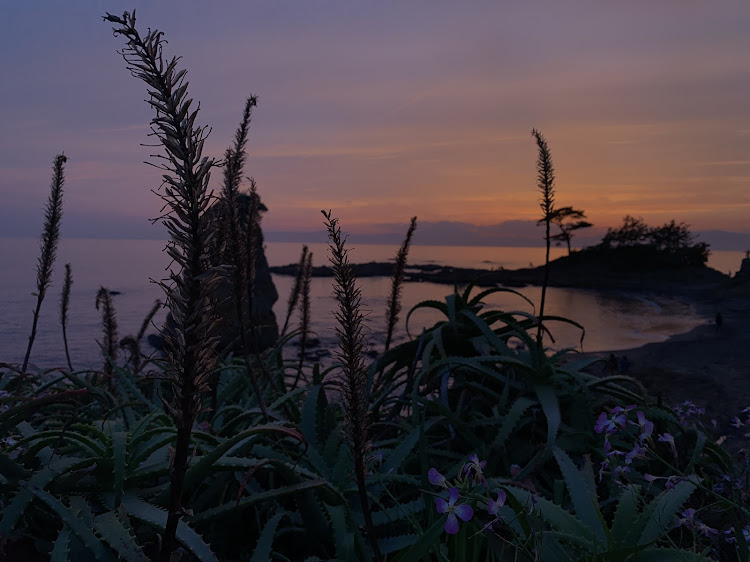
top-left (153, 192), bottom-right (279, 354)
top-left (737, 257), bottom-right (750, 279)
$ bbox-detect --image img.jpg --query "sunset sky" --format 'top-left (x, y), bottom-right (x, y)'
top-left (2, 1), bottom-right (749, 245)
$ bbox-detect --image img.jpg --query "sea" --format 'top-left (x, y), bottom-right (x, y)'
top-left (1, 237), bottom-right (744, 371)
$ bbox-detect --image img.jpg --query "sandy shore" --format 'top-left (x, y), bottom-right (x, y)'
top-left (583, 285), bottom-right (750, 446)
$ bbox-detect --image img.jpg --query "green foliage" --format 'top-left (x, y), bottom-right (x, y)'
top-left (2, 10), bottom-right (746, 562)
top-left (599, 215), bottom-right (710, 267)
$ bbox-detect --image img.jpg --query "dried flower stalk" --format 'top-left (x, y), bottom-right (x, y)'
top-left (214, 98), bottom-right (269, 418)
top-left (281, 245), bottom-right (308, 337)
top-left (60, 263), bottom-right (74, 371)
top-left (322, 210), bottom-right (381, 561)
top-left (532, 128), bottom-right (556, 345)
top-left (95, 287), bottom-right (119, 378)
top-left (105, 11), bottom-right (221, 560)
top-left (22, 154), bottom-right (67, 373)
top-left (296, 250), bottom-right (313, 376)
top-left (384, 216), bottom-right (417, 352)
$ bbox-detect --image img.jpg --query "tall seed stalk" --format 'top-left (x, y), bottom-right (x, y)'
top-left (322, 210), bottom-right (381, 561)
top-left (281, 245), bottom-right (308, 337)
top-left (532, 129), bottom-right (556, 346)
top-left (105, 12), bottom-right (221, 560)
top-left (95, 287), bottom-right (119, 379)
top-left (296, 250), bottom-right (313, 377)
top-left (216, 97), bottom-right (268, 418)
top-left (60, 263), bottom-right (74, 371)
top-left (22, 154), bottom-right (67, 373)
top-left (384, 216), bottom-right (417, 352)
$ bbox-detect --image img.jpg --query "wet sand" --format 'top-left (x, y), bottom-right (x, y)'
top-left (583, 285), bottom-right (750, 446)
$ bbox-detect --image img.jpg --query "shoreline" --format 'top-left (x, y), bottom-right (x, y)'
top-left (581, 285), bottom-right (750, 447)
top-left (273, 256), bottom-right (750, 439)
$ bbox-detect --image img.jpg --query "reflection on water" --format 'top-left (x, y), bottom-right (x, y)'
top-left (0, 237), bottom-right (719, 369)
top-left (273, 276), bottom-right (704, 358)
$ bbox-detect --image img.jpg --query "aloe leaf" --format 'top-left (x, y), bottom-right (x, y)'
top-left (506, 485), bottom-right (593, 543)
top-left (249, 512), bottom-right (284, 562)
top-left (188, 477), bottom-right (327, 524)
top-left (610, 484), bottom-right (641, 547)
top-left (629, 547), bottom-right (713, 561)
top-left (686, 429), bottom-right (707, 473)
top-left (378, 533), bottom-right (420, 555)
top-left (636, 476), bottom-right (698, 546)
top-left (391, 517), bottom-right (445, 562)
top-left (0, 456), bottom-right (92, 536)
top-left (405, 299), bottom-right (448, 337)
top-left (325, 502), bottom-right (356, 561)
top-left (0, 451), bottom-right (29, 482)
top-left (0, 389), bottom-right (88, 435)
top-left (381, 425), bottom-right (421, 475)
top-left (183, 424), bottom-right (304, 491)
top-left (535, 384), bottom-right (561, 447)
top-left (93, 510), bottom-right (149, 562)
top-left (50, 526), bottom-right (72, 562)
top-left (491, 396), bottom-right (536, 451)
top-left (120, 493), bottom-right (219, 561)
top-left (20, 429), bottom-right (106, 457)
top-left (458, 308), bottom-right (514, 355)
top-left (128, 429), bottom-right (176, 467)
top-left (111, 431), bottom-right (127, 507)
top-left (114, 368), bottom-right (156, 409)
top-left (301, 384), bottom-right (322, 449)
top-left (552, 447), bottom-right (606, 547)
top-left (539, 532), bottom-right (569, 562)
top-left (371, 497), bottom-right (425, 527)
top-left (24, 484), bottom-right (114, 561)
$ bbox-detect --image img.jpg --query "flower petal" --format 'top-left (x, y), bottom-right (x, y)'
top-left (454, 504), bottom-right (473, 522)
top-left (448, 487), bottom-right (459, 506)
top-left (496, 489), bottom-right (507, 506)
top-left (428, 468), bottom-right (446, 486)
top-left (444, 513), bottom-right (459, 534)
top-left (435, 497), bottom-right (449, 514)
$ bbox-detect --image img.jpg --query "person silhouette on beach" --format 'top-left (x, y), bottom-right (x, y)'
top-left (715, 313), bottom-right (723, 332)
top-left (608, 353), bottom-right (619, 375)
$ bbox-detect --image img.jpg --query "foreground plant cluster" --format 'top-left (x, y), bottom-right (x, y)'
top-left (1, 10), bottom-right (748, 562)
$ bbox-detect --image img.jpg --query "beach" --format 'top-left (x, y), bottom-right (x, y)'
top-left (583, 280), bottom-right (750, 449)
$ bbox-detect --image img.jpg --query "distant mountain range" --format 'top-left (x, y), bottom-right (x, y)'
top-left (265, 221), bottom-right (750, 252)
top-left (3, 214), bottom-right (748, 252)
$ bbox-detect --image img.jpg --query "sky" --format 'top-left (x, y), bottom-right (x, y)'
top-left (1, 1), bottom-right (749, 246)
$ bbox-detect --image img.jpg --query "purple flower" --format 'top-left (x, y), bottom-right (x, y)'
top-left (624, 444), bottom-right (646, 465)
top-left (598, 460), bottom-right (608, 483)
top-left (665, 475), bottom-right (681, 490)
top-left (674, 508), bottom-right (696, 529)
top-left (487, 490), bottom-right (507, 515)
top-left (428, 468), bottom-right (447, 488)
top-left (612, 465), bottom-right (630, 479)
top-left (731, 417), bottom-right (743, 428)
top-left (435, 487), bottom-right (473, 534)
top-left (595, 408), bottom-right (629, 435)
top-left (595, 412), bottom-right (616, 434)
top-left (527, 494), bottom-right (538, 515)
top-left (463, 454), bottom-right (487, 487)
top-left (695, 521), bottom-right (718, 538)
top-left (635, 411), bottom-right (654, 442)
top-left (658, 432), bottom-right (678, 458)
top-left (725, 526), bottom-right (737, 544)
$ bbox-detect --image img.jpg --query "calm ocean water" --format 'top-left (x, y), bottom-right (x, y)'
top-left (1, 237), bottom-right (742, 370)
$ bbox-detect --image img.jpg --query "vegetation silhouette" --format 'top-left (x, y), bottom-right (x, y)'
top-left (0, 9), bottom-right (748, 562)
